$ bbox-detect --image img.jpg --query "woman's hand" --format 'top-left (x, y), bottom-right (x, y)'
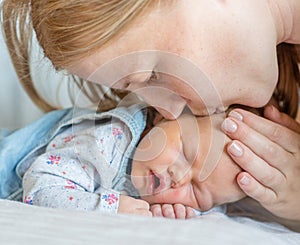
top-left (118, 195), bottom-right (152, 216)
top-left (150, 204), bottom-right (196, 219)
top-left (221, 106), bottom-right (300, 221)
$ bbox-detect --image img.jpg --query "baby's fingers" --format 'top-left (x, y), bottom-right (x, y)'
top-left (162, 204), bottom-right (176, 219)
top-left (186, 207), bottom-right (196, 219)
top-left (173, 204), bottom-right (187, 219)
top-left (136, 200), bottom-right (152, 216)
top-left (118, 196), bottom-right (151, 216)
top-left (150, 204), bottom-right (163, 217)
top-left (136, 208), bottom-right (153, 217)
top-left (151, 204), bottom-right (195, 219)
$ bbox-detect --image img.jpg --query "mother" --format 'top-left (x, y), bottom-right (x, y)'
top-left (2, 0), bottom-right (300, 222)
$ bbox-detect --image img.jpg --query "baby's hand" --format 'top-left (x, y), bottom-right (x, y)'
top-left (150, 204), bottom-right (196, 219)
top-left (118, 195), bottom-right (152, 217)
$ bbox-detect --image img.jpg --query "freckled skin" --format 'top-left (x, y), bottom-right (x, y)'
top-left (68, 0), bottom-right (297, 119)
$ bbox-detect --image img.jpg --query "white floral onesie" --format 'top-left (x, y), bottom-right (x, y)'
top-left (23, 113), bottom-right (141, 214)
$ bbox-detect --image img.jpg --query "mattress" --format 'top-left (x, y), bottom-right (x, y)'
top-left (0, 199), bottom-right (299, 245)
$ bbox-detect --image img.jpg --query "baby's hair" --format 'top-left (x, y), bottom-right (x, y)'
top-left (1, 0), bottom-right (299, 117)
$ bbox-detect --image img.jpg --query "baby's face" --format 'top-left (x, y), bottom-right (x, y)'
top-left (131, 113), bottom-right (246, 211)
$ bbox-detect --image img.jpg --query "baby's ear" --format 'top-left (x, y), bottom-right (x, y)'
top-left (145, 107), bottom-right (164, 127)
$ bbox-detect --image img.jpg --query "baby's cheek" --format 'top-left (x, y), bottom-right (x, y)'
top-left (143, 187), bottom-right (193, 206)
top-left (165, 187), bottom-right (193, 205)
top-left (172, 189), bottom-right (181, 198)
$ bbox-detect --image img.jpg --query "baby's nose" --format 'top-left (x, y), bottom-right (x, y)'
top-left (168, 163), bottom-right (192, 188)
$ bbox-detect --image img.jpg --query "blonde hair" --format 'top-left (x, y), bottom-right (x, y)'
top-left (31, 0), bottom-right (155, 69)
top-left (1, 0), bottom-right (299, 117)
top-left (1, 0), bottom-right (156, 111)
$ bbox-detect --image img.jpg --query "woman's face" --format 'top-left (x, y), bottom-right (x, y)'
top-left (70, 0), bottom-right (279, 119)
top-left (131, 113), bottom-right (246, 211)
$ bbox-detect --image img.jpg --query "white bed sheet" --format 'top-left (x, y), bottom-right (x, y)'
top-left (0, 199), bottom-right (299, 245)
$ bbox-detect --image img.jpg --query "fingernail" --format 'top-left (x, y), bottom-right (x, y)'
top-left (222, 118), bottom-right (238, 133)
top-left (228, 141), bottom-right (243, 157)
top-left (239, 176), bottom-right (250, 185)
top-left (229, 111), bottom-right (243, 121)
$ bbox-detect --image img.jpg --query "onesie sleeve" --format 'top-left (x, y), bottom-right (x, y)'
top-left (22, 123), bottom-right (123, 214)
top-left (23, 170), bottom-right (119, 213)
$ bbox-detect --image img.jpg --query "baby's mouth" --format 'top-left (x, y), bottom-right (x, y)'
top-left (147, 171), bottom-right (166, 195)
top-left (154, 174), bottom-right (160, 189)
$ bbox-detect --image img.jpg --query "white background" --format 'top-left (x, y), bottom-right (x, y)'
top-left (0, 24), bottom-right (74, 129)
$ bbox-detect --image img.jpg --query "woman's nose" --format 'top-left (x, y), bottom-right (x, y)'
top-left (129, 86), bottom-right (187, 119)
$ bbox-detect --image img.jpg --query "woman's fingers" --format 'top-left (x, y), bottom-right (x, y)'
top-left (222, 116), bottom-right (293, 173)
top-left (223, 109), bottom-right (300, 221)
top-left (228, 109), bottom-right (299, 153)
top-left (237, 172), bottom-right (278, 207)
top-left (227, 140), bottom-right (286, 191)
top-left (264, 105), bottom-right (300, 134)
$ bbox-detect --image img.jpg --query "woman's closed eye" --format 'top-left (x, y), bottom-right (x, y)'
top-left (113, 71), bottom-right (160, 91)
top-left (124, 72), bottom-right (157, 86)
top-left (149, 70), bottom-right (159, 81)
top-left (136, 71), bottom-right (159, 85)
top-left (112, 78), bottom-right (131, 90)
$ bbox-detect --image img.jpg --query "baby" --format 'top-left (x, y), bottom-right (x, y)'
top-left (22, 104), bottom-right (245, 217)
top-left (131, 109), bottom-right (244, 217)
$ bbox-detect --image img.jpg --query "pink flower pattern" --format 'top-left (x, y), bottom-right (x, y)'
top-left (24, 196), bottom-right (33, 205)
top-left (102, 193), bottom-right (119, 205)
top-left (64, 135), bottom-right (74, 143)
top-left (24, 118), bottom-right (126, 213)
top-left (64, 179), bottom-right (77, 189)
top-left (46, 155), bottom-right (61, 165)
top-left (112, 127), bottom-right (123, 140)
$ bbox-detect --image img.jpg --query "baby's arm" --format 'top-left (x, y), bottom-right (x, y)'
top-left (23, 153), bottom-right (120, 213)
top-left (23, 153), bottom-right (151, 216)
